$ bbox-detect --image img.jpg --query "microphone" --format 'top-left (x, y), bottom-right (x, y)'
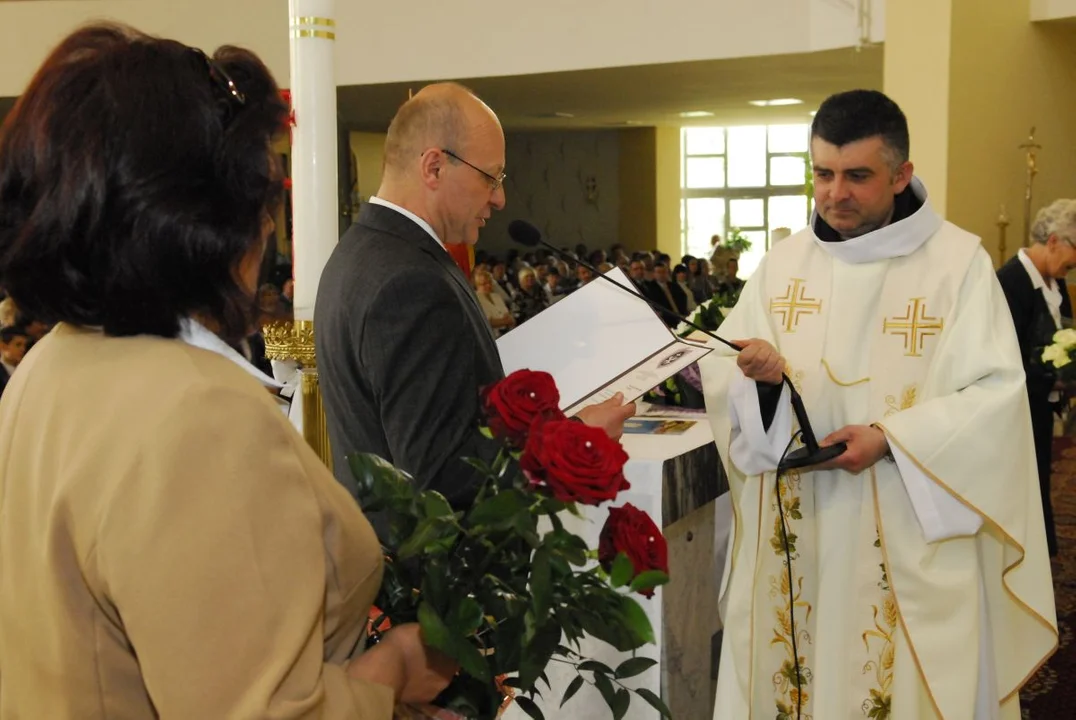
top-left (507, 219), bottom-right (845, 471)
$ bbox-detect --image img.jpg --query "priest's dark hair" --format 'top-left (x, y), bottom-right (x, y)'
top-left (0, 23), bottom-right (288, 344)
top-left (810, 89), bottom-right (910, 169)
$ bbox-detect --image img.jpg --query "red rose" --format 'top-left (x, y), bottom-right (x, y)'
top-left (520, 419), bottom-right (630, 505)
top-left (598, 504), bottom-right (669, 597)
top-left (482, 370), bottom-right (564, 446)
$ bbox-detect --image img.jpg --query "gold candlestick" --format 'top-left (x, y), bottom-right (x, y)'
top-left (997, 205), bottom-right (1010, 267)
top-left (1019, 127), bottom-right (1041, 248)
top-left (263, 319), bottom-right (332, 470)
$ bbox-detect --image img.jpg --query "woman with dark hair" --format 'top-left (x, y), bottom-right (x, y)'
top-left (0, 23), bottom-right (453, 718)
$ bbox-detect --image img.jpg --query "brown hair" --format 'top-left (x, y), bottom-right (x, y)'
top-left (0, 23), bottom-right (288, 342)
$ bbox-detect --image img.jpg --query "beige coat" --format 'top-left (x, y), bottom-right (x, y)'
top-left (0, 324), bottom-right (394, 718)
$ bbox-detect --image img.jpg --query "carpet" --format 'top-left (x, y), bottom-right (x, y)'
top-left (1020, 435), bottom-right (1076, 718)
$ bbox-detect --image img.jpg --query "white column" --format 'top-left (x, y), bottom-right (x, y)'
top-left (288, 0), bottom-right (338, 322)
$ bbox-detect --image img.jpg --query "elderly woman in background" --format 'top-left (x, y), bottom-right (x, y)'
top-left (513, 266), bottom-right (549, 324)
top-left (0, 24), bottom-right (453, 718)
top-left (997, 198), bottom-right (1076, 558)
top-left (474, 268), bottom-right (515, 336)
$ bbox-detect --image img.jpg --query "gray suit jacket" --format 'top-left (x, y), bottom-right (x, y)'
top-left (315, 203), bottom-right (505, 510)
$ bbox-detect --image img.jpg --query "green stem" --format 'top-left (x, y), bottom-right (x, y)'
top-left (475, 534), bottom-right (521, 578)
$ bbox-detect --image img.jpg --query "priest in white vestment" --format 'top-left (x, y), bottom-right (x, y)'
top-left (701, 90), bottom-right (1057, 720)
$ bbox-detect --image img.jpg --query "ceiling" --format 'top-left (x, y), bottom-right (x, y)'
top-left (338, 45), bottom-right (884, 132)
top-left (0, 44), bottom-right (883, 133)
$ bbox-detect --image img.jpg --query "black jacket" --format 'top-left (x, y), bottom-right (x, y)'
top-left (315, 203), bottom-right (505, 513)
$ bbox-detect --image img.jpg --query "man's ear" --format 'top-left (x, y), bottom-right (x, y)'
top-left (892, 160), bottom-right (914, 194)
top-left (419, 148), bottom-right (444, 188)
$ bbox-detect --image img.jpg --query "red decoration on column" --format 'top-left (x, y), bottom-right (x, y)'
top-left (279, 89), bottom-right (296, 140)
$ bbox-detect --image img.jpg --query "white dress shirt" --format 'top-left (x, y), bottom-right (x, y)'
top-left (368, 196), bottom-right (446, 253)
top-left (1017, 248), bottom-right (1063, 329)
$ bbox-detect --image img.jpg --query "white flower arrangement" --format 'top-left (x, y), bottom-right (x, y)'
top-left (675, 297), bottom-right (719, 337)
top-left (1041, 327), bottom-right (1076, 369)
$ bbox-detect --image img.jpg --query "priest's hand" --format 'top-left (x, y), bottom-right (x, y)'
top-left (734, 338), bottom-right (786, 386)
top-left (818, 424), bottom-right (890, 474)
top-left (577, 392), bottom-right (637, 440)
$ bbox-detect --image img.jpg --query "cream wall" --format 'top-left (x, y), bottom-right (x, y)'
top-left (349, 132), bottom-right (386, 207)
top-left (946, 2), bottom-right (1076, 257)
top-left (618, 129), bottom-right (657, 253)
top-left (885, 0), bottom-right (1076, 263)
top-left (0, 0), bottom-right (883, 97)
top-left (0, 0), bottom-right (289, 98)
top-left (654, 127), bottom-right (683, 260)
top-left (617, 127), bottom-right (682, 258)
top-left (883, 0), bottom-right (954, 214)
top-left (1031, 0), bottom-right (1076, 20)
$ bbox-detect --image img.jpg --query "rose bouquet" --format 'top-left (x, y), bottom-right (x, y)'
top-left (1041, 327), bottom-right (1076, 373)
top-left (348, 370), bottom-right (671, 720)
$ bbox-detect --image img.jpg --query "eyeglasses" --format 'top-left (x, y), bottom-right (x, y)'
top-left (442, 149), bottom-right (506, 191)
top-left (189, 48), bottom-right (247, 107)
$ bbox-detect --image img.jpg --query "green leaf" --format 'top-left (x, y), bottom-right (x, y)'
top-left (617, 595), bottom-right (656, 646)
top-left (347, 453), bottom-right (413, 503)
top-left (397, 517), bottom-right (458, 560)
top-left (420, 561), bottom-right (449, 612)
top-left (614, 656), bottom-right (658, 679)
top-left (629, 570), bottom-right (670, 594)
top-left (418, 601), bottom-right (453, 656)
top-left (610, 552), bottom-right (635, 588)
top-left (479, 425), bottom-right (495, 439)
top-left (493, 449), bottom-right (514, 480)
top-left (514, 695), bottom-right (545, 720)
top-left (454, 637), bottom-right (492, 683)
top-left (635, 688), bottom-right (673, 719)
top-left (423, 491), bottom-right (455, 520)
top-left (463, 456), bottom-right (494, 477)
top-left (560, 675), bottom-right (585, 708)
top-left (578, 659), bottom-right (614, 676)
top-left (531, 547), bottom-right (553, 620)
top-left (547, 528), bottom-right (589, 567)
top-left (611, 688), bottom-right (630, 720)
top-left (418, 602), bottom-right (491, 683)
top-left (578, 612), bottom-right (637, 653)
top-left (517, 616), bottom-right (562, 691)
top-left (491, 616), bottom-right (524, 675)
top-left (468, 489), bottom-right (531, 528)
top-left (556, 644), bottom-right (581, 659)
top-left (593, 673), bottom-right (617, 714)
top-left (447, 596), bottom-right (484, 636)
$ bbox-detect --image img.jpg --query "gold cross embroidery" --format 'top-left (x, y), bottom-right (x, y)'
top-left (883, 298), bottom-right (944, 357)
top-left (769, 278), bottom-right (822, 333)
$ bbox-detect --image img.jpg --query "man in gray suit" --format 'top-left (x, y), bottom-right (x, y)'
top-left (316, 83), bottom-right (633, 511)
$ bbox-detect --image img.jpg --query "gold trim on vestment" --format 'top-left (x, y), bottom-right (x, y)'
top-left (871, 470), bottom-right (945, 718)
top-left (874, 425), bottom-right (1060, 701)
top-left (820, 358), bottom-right (870, 387)
top-left (746, 476), bottom-right (764, 720)
top-left (292, 16), bottom-right (336, 27)
top-left (292, 29), bottom-right (336, 40)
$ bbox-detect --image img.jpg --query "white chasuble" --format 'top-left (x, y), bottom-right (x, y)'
top-left (702, 180), bottom-right (1057, 720)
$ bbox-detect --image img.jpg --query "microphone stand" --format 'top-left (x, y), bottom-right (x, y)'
top-left (527, 238), bottom-right (845, 471)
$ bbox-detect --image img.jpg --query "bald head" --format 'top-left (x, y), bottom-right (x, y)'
top-left (376, 83), bottom-right (506, 247)
top-left (383, 82), bottom-right (499, 176)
